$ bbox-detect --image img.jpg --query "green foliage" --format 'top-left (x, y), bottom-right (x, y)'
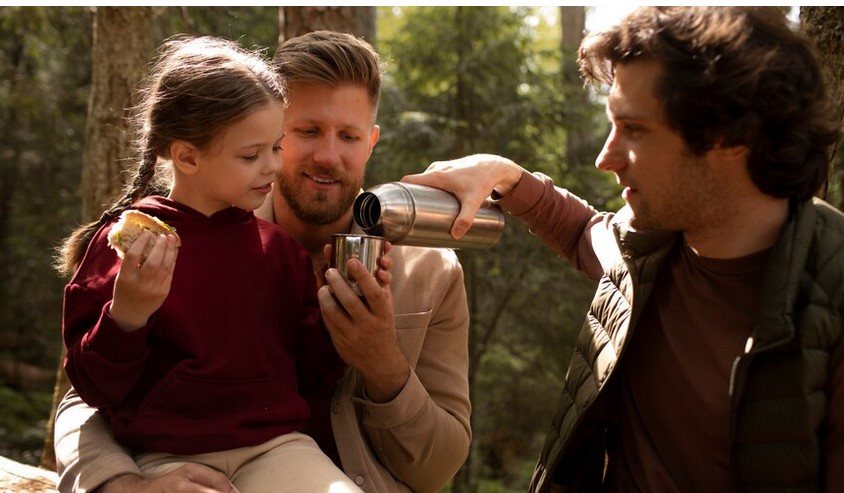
top-left (153, 7), bottom-right (278, 56)
top-left (0, 6), bottom-right (282, 466)
top-left (1, 6), bottom-right (612, 486)
top-left (0, 386), bottom-right (53, 465)
top-left (376, 7), bottom-right (538, 171)
top-left (372, 6), bottom-right (612, 491)
top-left (0, 6), bottom-right (92, 374)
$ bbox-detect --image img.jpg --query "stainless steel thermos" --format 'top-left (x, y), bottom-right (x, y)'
top-left (352, 182), bottom-right (505, 249)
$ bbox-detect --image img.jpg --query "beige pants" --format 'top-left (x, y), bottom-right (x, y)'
top-left (135, 432), bottom-right (364, 493)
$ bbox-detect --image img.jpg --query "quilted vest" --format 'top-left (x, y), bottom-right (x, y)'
top-left (529, 198), bottom-right (844, 492)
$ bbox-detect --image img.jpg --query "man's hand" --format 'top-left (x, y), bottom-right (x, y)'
top-left (401, 153), bottom-right (523, 239)
top-left (318, 244), bottom-right (410, 402)
top-left (98, 464), bottom-right (237, 493)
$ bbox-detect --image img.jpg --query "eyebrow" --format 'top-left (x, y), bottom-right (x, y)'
top-left (606, 98), bottom-right (652, 124)
top-left (237, 132), bottom-right (285, 151)
top-left (288, 114), bottom-right (370, 130)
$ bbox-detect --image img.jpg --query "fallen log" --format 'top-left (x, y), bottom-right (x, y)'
top-left (0, 455), bottom-right (58, 493)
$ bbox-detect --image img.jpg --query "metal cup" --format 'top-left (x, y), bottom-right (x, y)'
top-left (330, 234), bottom-right (386, 296)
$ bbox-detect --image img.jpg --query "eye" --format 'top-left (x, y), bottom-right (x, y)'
top-left (241, 154), bottom-right (259, 162)
top-left (341, 132), bottom-right (360, 143)
top-left (621, 123), bottom-right (643, 137)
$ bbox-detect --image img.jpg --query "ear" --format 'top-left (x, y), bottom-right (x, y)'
top-left (368, 125), bottom-right (381, 157)
top-left (170, 141), bottom-right (200, 175)
top-left (713, 143), bottom-right (749, 163)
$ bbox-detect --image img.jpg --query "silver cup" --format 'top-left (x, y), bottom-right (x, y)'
top-left (330, 234), bottom-right (386, 296)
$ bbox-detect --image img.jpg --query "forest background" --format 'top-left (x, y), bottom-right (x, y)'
top-left (0, 6), bottom-right (842, 493)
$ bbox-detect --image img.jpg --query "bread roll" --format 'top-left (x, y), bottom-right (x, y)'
top-left (107, 210), bottom-right (180, 259)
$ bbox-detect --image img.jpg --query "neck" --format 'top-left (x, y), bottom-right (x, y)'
top-left (272, 192), bottom-right (353, 270)
top-left (684, 195), bottom-right (789, 259)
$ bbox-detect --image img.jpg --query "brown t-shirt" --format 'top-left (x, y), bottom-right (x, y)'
top-left (604, 242), bottom-right (771, 492)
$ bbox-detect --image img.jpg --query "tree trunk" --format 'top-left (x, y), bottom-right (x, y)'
top-left (279, 6), bottom-right (375, 45)
top-left (800, 6), bottom-right (844, 208)
top-left (41, 6), bottom-right (154, 471)
top-left (560, 6), bottom-right (590, 169)
top-left (560, 7), bottom-right (584, 88)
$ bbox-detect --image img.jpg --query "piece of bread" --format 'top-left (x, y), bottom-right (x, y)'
top-left (107, 210), bottom-right (180, 259)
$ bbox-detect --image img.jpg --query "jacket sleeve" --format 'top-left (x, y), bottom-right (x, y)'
top-left (356, 250), bottom-right (472, 493)
top-left (498, 170), bottom-right (622, 280)
top-left (54, 388), bottom-right (142, 493)
top-left (62, 280), bottom-right (152, 408)
top-left (826, 301), bottom-right (844, 490)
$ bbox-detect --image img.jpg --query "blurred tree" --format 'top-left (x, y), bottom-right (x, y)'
top-left (154, 6), bottom-right (277, 56)
top-left (279, 6), bottom-right (375, 44)
top-left (0, 4), bottom-right (339, 470)
top-left (560, 7), bottom-right (591, 169)
top-left (376, 7), bottom-right (607, 491)
top-left (41, 6), bottom-right (156, 471)
top-left (0, 5), bottom-right (93, 466)
top-left (801, 6), bottom-right (844, 209)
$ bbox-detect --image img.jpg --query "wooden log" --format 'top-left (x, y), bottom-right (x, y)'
top-left (0, 455), bottom-right (58, 493)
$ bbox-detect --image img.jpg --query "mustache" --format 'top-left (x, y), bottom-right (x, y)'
top-left (305, 165), bottom-right (346, 182)
top-left (275, 165), bottom-right (347, 186)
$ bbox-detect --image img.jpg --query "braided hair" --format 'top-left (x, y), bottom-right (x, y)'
top-left (55, 35), bottom-right (286, 276)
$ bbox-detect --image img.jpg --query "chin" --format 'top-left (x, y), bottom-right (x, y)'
top-left (628, 211), bottom-right (655, 231)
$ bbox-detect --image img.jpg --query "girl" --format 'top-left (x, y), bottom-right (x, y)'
top-left (56, 35), bottom-right (363, 493)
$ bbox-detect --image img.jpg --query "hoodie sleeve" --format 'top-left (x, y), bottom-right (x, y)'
top-left (62, 233), bottom-right (152, 409)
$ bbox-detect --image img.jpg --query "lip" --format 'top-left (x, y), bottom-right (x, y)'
top-left (253, 183), bottom-right (273, 195)
top-left (304, 173), bottom-right (340, 190)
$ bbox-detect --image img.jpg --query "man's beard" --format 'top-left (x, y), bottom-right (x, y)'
top-left (277, 171), bottom-right (362, 225)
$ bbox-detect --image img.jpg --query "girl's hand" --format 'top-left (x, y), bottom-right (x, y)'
top-left (109, 232), bottom-right (179, 331)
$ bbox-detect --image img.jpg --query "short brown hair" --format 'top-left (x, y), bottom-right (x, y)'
top-left (273, 30), bottom-right (383, 120)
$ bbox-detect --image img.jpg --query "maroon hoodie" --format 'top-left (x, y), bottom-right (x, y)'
top-left (62, 196), bottom-right (344, 455)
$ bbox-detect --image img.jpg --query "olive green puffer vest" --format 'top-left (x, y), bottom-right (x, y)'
top-left (529, 198), bottom-right (844, 493)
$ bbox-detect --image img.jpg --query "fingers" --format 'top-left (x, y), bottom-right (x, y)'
top-left (121, 231), bottom-right (154, 270)
top-left (99, 462), bottom-right (237, 493)
top-left (319, 261), bottom-right (390, 324)
top-left (402, 154), bottom-right (523, 239)
top-left (131, 234), bottom-right (179, 293)
top-left (375, 241), bottom-right (392, 286)
top-left (121, 231), bottom-right (179, 270)
top-left (401, 161), bottom-right (489, 240)
top-left (451, 195), bottom-right (487, 240)
top-left (145, 233), bottom-right (179, 266)
top-left (178, 463), bottom-right (239, 493)
top-left (110, 233), bottom-right (179, 331)
top-left (322, 243), bottom-right (333, 270)
top-left (348, 258), bottom-right (389, 310)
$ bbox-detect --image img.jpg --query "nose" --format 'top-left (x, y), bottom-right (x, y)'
top-left (312, 134), bottom-right (342, 168)
top-left (265, 151), bottom-right (282, 175)
top-left (595, 126), bottom-right (624, 173)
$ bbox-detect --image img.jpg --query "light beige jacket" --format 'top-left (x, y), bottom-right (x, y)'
top-left (54, 200), bottom-right (472, 493)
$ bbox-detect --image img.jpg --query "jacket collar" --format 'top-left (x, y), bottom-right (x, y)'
top-left (749, 200), bottom-right (814, 352)
top-left (611, 200), bottom-right (815, 353)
